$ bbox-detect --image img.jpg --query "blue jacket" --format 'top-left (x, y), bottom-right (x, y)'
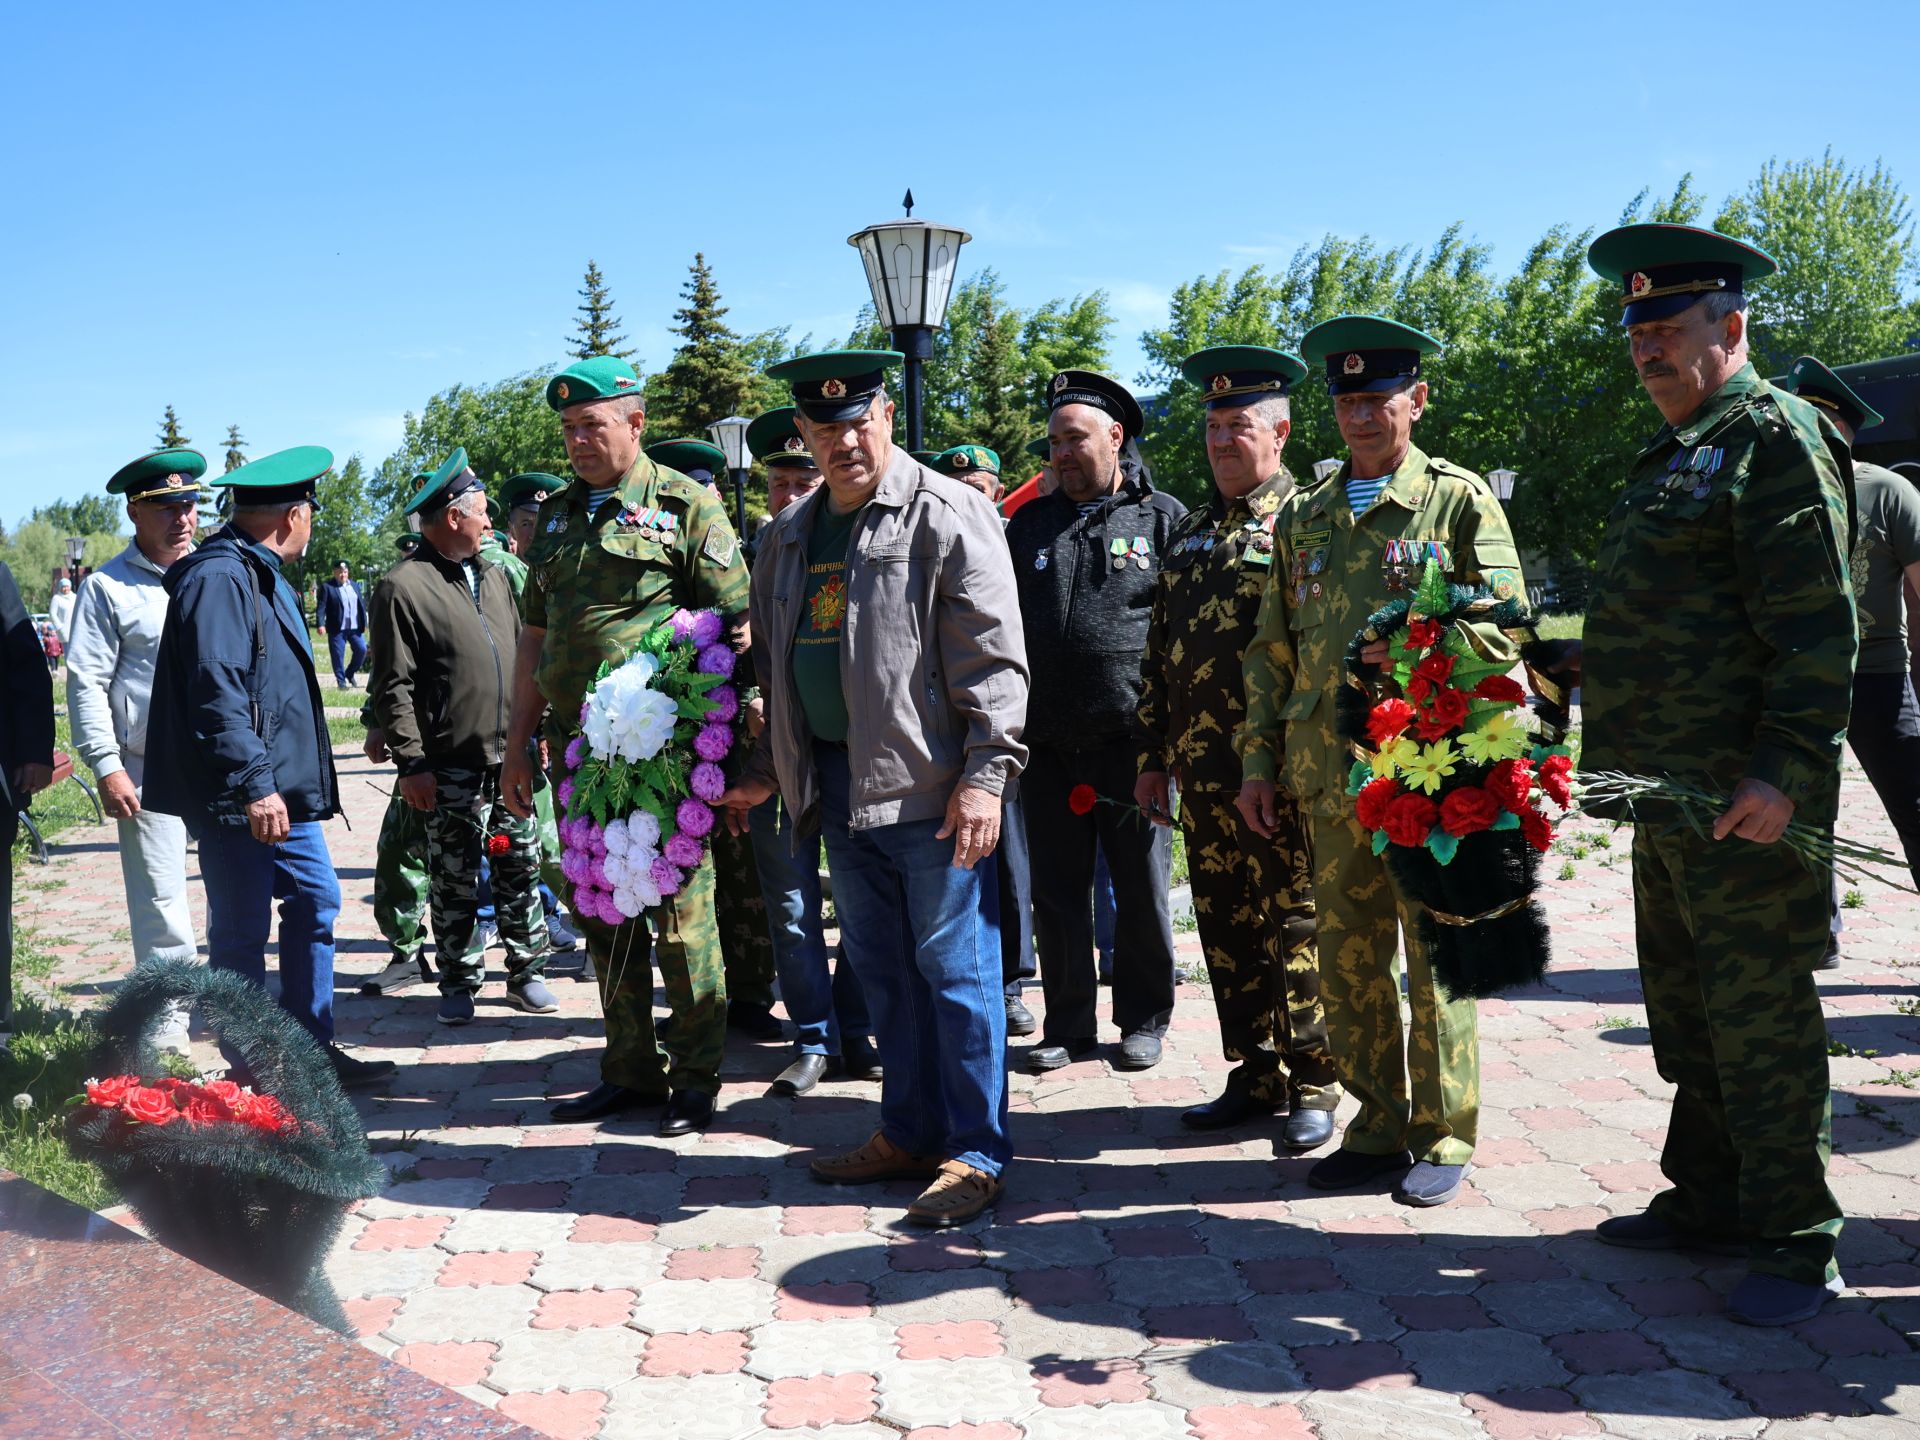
top-left (316, 577), bottom-right (366, 635)
top-left (145, 527), bottom-right (337, 836)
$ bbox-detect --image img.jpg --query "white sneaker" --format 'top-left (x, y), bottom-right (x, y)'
top-left (154, 999), bottom-right (193, 1056)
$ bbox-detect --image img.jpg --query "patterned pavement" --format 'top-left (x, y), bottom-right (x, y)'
top-left (15, 734), bottom-right (1920, 1440)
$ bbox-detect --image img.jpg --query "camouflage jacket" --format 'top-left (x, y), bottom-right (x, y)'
top-left (480, 531), bottom-right (528, 608)
top-left (1235, 443), bottom-right (1525, 816)
top-left (523, 453), bottom-right (750, 729)
top-left (1137, 469), bottom-right (1293, 793)
top-left (1583, 364), bottom-right (1856, 813)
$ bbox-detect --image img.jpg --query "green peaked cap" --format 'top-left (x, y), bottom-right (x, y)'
top-left (1301, 315), bottom-right (1442, 395)
top-left (216, 445), bottom-right (332, 504)
top-left (1587, 223), bottom-right (1777, 326)
top-left (1179, 345), bottom-right (1308, 405)
top-left (931, 444), bottom-right (1001, 477)
top-left (394, 533), bottom-right (422, 555)
top-left (108, 447), bottom-right (208, 502)
top-left (766, 349), bottom-right (902, 422)
top-left (501, 472), bottom-right (563, 511)
top-left (645, 438), bottom-right (727, 480)
top-left (404, 446), bottom-right (483, 517)
top-left (747, 407), bottom-right (813, 466)
top-left (1783, 355), bottom-right (1884, 433)
top-left (546, 356), bottom-right (643, 412)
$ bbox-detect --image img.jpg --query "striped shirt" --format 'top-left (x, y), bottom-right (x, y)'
top-left (1346, 474), bottom-right (1391, 514)
top-left (585, 485), bottom-right (618, 515)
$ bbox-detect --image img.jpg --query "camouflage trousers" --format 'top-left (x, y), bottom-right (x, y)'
top-left (567, 854), bottom-right (726, 1096)
top-left (373, 788), bottom-right (430, 963)
top-left (712, 821), bottom-right (775, 1009)
top-left (1181, 791), bottom-right (1339, 1110)
top-left (1310, 806), bottom-right (1478, 1164)
top-left (424, 765), bottom-right (545, 993)
top-left (1633, 822), bottom-right (1841, 1285)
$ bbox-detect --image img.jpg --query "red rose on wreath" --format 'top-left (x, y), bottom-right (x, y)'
top-left (1412, 653), bottom-right (1456, 687)
top-left (1439, 785), bottom-right (1501, 837)
top-left (1412, 689), bottom-right (1471, 741)
top-left (249, 1094), bottom-right (295, 1135)
top-left (1485, 758), bottom-right (1534, 814)
top-left (1473, 674), bottom-right (1528, 706)
top-left (1405, 616), bottom-right (1443, 649)
top-left (184, 1094), bottom-right (232, 1126)
top-left (1538, 753), bottom-right (1574, 808)
top-left (86, 1075), bottom-right (138, 1108)
top-left (1381, 793), bottom-right (1440, 848)
top-left (122, 1085), bottom-right (178, 1126)
top-left (1407, 675), bottom-right (1433, 703)
top-left (1068, 784), bottom-right (1098, 816)
top-left (200, 1078), bottom-right (244, 1109)
top-left (1519, 806), bottom-right (1555, 852)
top-left (1356, 776), bottom-right (1403, 831)
top-left (1366, 699), bottom-right (1416, 745)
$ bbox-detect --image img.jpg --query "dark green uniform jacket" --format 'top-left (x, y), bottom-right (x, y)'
top-left (368, 543), bottom-right (519, 778)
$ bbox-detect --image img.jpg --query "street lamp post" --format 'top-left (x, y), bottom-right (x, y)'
top-left (1311, 458), bottom-right (1342, 483)
top-left (1486, 467), bottom-right (1519, 507)
top-left (63, 534), bottom-right (86, 588)
top-left (707, 415), bottom-right (753, 542)
top-left (848, 191), bottom-right (970, 453)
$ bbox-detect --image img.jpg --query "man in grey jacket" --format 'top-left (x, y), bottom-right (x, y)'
top-left (66, 448), bottom-right (207, 1052)
top-left (721, 349), bottom-right (1029, 1229)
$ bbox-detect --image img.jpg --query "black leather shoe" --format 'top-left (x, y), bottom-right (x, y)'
top-left (1182, 1088), bottom-right (1279, 1131)
top-left (1004, 995), bottom-right (1037, 1037)
top-left (550, 1083), bottom-right (668, 1123)
top-left (1116, 1031), bottom-right (1164, 1070)
top-left (840, 1039), bottom-right (884, 1081)
top-left (727, 1000), bottom-right (786, 1040)
top-left (1283, 1107), bottom-right (1337, 1151)
top-left (1028, 1038), bottom-right (1097, 1072)
top-left (659, 1089), bottom-right (714, 1136)
top-left (360, 953), bottom-right (433, 996)
top-left (770, 1054), bottom-right (830, 1097)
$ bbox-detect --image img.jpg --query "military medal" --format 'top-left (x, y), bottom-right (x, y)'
top-left (1131, 537), bottom-right (1150, 571)
top-left (1110, 537), bottom-right (1129, 571)
top-left (1035, 549), bottom-right (1050, 571)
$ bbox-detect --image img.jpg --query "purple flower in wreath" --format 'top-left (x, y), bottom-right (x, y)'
top-left (564, 736), bottom-right (586, 769)
top-left (675, 797), bottom-right (715, 840)
top-left (704, 685), bottom-right (739, 724)
top-left (693, 724), bottom-right (732, 763)
top-left (664, 832), bottom-right (704, 868)
top-left (689, 760), bottom-right (727, 803)
top-left (579, 700), bottom-right (591, 726)
top-left (586, 854), bottom-right (609, 890)
top-left (667, 608), bottom-right (698, 642)
top-left (561, 849), bottom-right (587, 885)
top-left (689, 609), bottom-right (724, 646)
top-left (557, 776), bottom-right (576, 810)
top-left (696, 644), bottom-right (736, 679)
top-left (650, 857), bottom-right (683, 896)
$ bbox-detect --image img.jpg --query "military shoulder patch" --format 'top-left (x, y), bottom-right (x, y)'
top-left (1487, 569), bottom-right (1523, 602)
top-left (701, 522), bottom-right (739, 568)
top-left (1290, 527), bottom-right (1333, 549)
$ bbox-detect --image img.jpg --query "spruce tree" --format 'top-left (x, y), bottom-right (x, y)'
top-left (968, 296), bottom-right (1035, 467)
top-left (157, 405), bottom-right (190, 449)
top-left (569, 260), bottom-right (634, 359)
top-left (223, 424), bottom-right (248, 472)
top-left (645, 253), bottom-right (755, 437)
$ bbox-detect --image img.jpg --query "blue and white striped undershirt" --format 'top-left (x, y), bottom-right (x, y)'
top-left (585, 485), bottom-right (618, 514)
top-left (1346, 474), bottom-right (1391, 513)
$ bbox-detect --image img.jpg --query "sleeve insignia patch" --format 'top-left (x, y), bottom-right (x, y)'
top-left (702, 522), bottom-right (738, 568)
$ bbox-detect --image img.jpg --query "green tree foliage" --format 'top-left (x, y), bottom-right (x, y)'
top-left (0, 523), bottom-right (125, 610)
top-left (569, 260), bottom-right (634, 361)
top-left (291, 456), bottom-right (383, 594)
top-left (33, 495), bottom-right (124, 538)
top-left (644, 253), bottom-right (760, 438)
top-left (223, 424), bottom-right (248, 473)
top-left (157, 405), bottom-right (189, 449)
top-left (374, 369), bottom-right (569, 519)
top-left (1716, 151), bottom-right (1920, 372)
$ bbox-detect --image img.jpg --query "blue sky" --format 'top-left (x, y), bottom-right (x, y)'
top-left (4, 0), bottom-right (1917, 529)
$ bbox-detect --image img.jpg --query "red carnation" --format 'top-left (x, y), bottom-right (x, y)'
top-left (85, 1075), bottom-right (139, 1108)
top-left (1520, 806), bottom-right (1555, 852)
top-left (121, 1085), bottom-right (178, 1126)
top-left (1440, 786), bottom-right (1501, 837)
top-left (1381, 793), bottom-right (1440, 848)
top-left (1472, 674), bottom-right (1527, 706)
top-left (1406, 617), bottom-right (1443, 649)
top-left (1355, 776), bottom-right (1403, 831)
top-left (1485, 758), bottom-right (1534, 814)
top-left (485, 833), bottom-right (511, 856)
top-left (1068, 784), bottom-right (1098, 816)
top-left (1366, 699), bottom-right (1416, 745)
top-left (1538, 753), bottom-right (1574, 809)
top-left (1412, 653), bottom-right (1456, 687)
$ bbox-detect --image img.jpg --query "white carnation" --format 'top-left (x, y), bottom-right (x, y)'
top-left (627, 811), bottom-right (662, 851)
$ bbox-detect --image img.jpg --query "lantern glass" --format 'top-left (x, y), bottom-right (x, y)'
top-left (707, 416), bottom-right (752, 471)
top-left (848, 218), bottom-right (971, 330)
top-left (1487, 467), bottom-right (1519, 502)
top-left (1311, 458), bottom-right (1342, 483)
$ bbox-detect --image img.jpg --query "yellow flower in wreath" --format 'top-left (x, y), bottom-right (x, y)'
top-left (1401, 738), bottom-right (1461, 795)
top-left (1458, 709), bottom-right (1529, 765)
top-left (1370, 735), bottom-right (1420, 780)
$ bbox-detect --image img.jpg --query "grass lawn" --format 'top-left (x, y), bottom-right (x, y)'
top-left (1535, 612), bottom-right (1583, 641)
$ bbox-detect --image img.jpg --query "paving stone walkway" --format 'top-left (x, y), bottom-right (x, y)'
top-left (15, 736), bottom-right (1920, 1440)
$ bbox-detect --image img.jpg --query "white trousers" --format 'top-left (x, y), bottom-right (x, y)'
top-left (120, 755), bottom-right (198, 966)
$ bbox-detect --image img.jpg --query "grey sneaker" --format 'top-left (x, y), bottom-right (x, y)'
top-left (1395, 1160), bottom-right (1471, 1207)
top-left (1727, 1272), bottom-right (1844, 1326)
top-left (437, 990), bottom-right (476, 1026)
top-left (546, 911), bottom-right (581, 952)
top-left (505, 978), bottom-right (558, 1014)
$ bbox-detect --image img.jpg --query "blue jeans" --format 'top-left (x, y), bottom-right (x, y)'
top-left (327, 629), bottom-right (367, 687)
top-left (1093, 844), bottom-right (1116, 964)
top-left (198, 821), bottom-right (339, 1044)
top-left (815, 744), bottom-right (1009, 1176)
top-left (998, 791), bottom-right (1037, 996)
top-left (749, 794), bottom-right (870, 1055)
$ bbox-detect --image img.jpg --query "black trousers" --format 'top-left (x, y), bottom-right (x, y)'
top-left (1023, 739), bottom-right (1176, 1044)
top-left (998, 790), bottom-right (1036, 995)
top-left (0, 807), bottom-right (16, 1030)
top-left (1849, 671), bottom-right (1920, 889)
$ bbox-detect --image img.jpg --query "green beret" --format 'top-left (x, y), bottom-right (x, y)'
top-left (501, 472), bottom-right (563, 511)
top-left (1180, 345), bottom-right (1308, 407)
top-left (404, 447), bottom-right (484, 518)
top-left (746, 408), bottom-right (814, 468)
top-left (1301, 315), bottom-right (1442, 395)
top-left (766, 349), bottom-right (902, 422)
top-left (1587, 223), bottom-right (1777, 326)
top-left (215, 445), bottom-right (332, 504)
top-left (546, 356), bottom-right (644, 411)
top-left (645, 439), bottom-right (728, 481)
top-left (108, 447), bottom-right (208, 503)
top-left (1783, 355), bottom-right (1884, 433)
top-left (394, 533), bottom-right (422, 556)
top-left (932, 444), bottom-right (1001, 478)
